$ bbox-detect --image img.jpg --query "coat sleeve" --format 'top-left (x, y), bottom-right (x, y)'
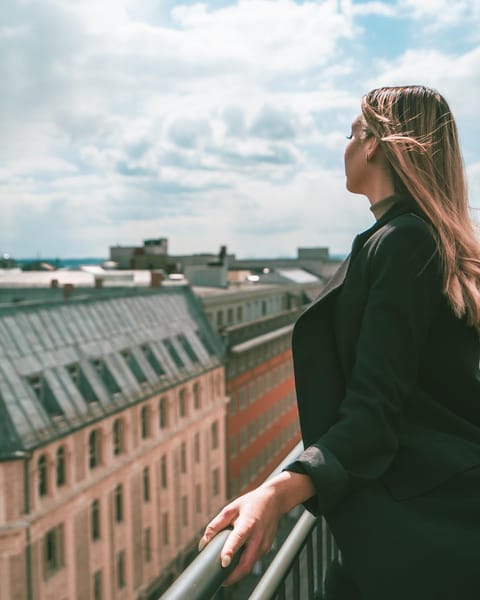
top-left (285, 221), bottom-right (442, 515)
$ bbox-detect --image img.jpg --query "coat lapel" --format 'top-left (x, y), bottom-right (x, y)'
top-left (301, 200), bottom-right (413, 319)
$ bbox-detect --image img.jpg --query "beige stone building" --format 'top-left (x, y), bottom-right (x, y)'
top-left (0, 284), bottom-right (227, 600)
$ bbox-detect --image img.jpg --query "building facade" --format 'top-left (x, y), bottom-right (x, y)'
top-left (0, 285), bottom-right (227, 600)
top-left (195, 279), bottom-right (322, 500)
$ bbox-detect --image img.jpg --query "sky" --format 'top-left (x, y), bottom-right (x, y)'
top-left (2, 0), bottom-right (480, 259)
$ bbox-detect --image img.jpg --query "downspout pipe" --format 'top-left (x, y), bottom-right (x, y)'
top-left (15, 451), bottom-right (33, 600)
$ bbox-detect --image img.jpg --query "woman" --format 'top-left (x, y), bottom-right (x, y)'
top-left (199, 86), bottom-right (480, 599)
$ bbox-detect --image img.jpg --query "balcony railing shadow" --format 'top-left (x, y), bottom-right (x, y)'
top-left (159, 442), bottom-right (339, 600)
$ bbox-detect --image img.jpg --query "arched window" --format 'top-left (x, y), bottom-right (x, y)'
top-left (180, 442), bottom-right (187, 473)
top-left (38, 454), bottom-right (48, 497)
top-left (179, 389), bottom-right (187, 418)
top-left (113, 419), bottom-right (124, 456)
top-left (193, 383), bottom-right (201, 410)
top-left (143, 466), bottom-right (150, 502)
top-left (91, 499), bottom-right (101, 541)
top-left (89, 429), bottom-right (102, 469)
top-left (56, 446), bottom-right (66, 487)
top-left (159, 397), bottom-right (168, 429)
top-left (141, 405), bottom-right (151, 439)
top-left (114, 484), bottom-right (123, 523)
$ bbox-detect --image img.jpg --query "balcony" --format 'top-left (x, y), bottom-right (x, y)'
top-left (158, 442), bottom-right (339, 600)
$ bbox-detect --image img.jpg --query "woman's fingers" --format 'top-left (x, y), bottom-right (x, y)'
top-left (198, 505), bottom-right (237, 551)
top-left (219, 523), bottom-right (250, 567)
top-left (222, 531), bottom-right (264, 585)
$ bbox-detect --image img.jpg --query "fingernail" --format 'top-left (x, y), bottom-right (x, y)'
top-left (221, 555), bottom-right (231, 568)
top-left (198, 537), bottom-right (207, 552)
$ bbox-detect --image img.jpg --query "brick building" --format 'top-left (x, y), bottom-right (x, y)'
top-left (195, 277), bottom-right (322, 499)
top-left (0, 284), bottom-right (227, 600)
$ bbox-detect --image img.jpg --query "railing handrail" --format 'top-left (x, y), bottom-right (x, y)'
top-left (248, 510), bottom-right (317, 600)
top-left (159, 441), bottom-right (305, 600)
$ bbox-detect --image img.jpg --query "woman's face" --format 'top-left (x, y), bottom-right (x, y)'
top-left (344, 115), bottom-right (368, 194)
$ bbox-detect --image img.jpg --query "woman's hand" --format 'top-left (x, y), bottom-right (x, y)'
top-left (198, 471), bottom-right (315, 586)
top-left (198, 483), bottom-right (282, 585)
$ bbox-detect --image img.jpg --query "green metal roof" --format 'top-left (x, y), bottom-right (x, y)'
top-left (0, 285), bottom-right (223, 457)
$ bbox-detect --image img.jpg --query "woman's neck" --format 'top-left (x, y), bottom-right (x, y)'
top-left (370, 194), bottom-right (397, 220)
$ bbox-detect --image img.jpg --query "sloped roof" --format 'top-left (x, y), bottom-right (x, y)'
top-left (0, 286), bottom-right (223, 457)
top-left (275, 268), bottom-right (320, 284)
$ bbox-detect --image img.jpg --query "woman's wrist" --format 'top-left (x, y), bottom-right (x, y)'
top-left (260, 470), bottom-right (315, 515)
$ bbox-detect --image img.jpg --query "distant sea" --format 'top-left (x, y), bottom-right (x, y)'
top-left (15, 258), bottom-right (106, 269)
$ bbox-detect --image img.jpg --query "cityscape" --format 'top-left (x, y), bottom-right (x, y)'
top-left (0, 237), bottom-right (339, 599)
top-left (2, 1), bottom-right (479, 598)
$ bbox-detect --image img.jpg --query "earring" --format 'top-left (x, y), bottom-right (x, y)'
top-left (365, 154), bottom-right (369, 164)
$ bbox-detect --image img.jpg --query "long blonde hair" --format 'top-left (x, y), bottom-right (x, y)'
top-left (361, 85), bottom-right (480, 331)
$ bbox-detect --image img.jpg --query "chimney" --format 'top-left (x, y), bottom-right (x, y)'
top-left (50, 278), bottom-right (59, 288)
top-left (150, 270), bottom-right (164, 288)
top-left (63, 283), bottom-right (74, 299)
top-left (94, 276), bottom-right (104, 289)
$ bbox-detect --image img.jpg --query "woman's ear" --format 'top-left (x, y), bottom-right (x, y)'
top-left (365, 137), bottom-right (380, 163)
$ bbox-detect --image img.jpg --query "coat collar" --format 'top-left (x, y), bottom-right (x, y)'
top-left (302, 197), bottom-right (414, 313)
top-left (350, 196), bottom-right (412, 260)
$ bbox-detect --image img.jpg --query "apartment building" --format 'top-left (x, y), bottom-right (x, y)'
top-left (0, 284), bottom-right (227, 600)
top-left (195, 277), bottom-right (323, 499)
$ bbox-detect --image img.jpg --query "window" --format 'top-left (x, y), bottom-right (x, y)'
top-left (163, 338), bottom-right (184, 369)
top-left (56, 446), bottom-right (66, 487)
top-left (230, 436), bottom-right (237, 458)
top-left (28, 374), bottom-right (64, 417)
top-left (179, 389), bottom-right (188, 418)
top-left (43, 524), bottom-right (64, 578)
top-left (93, 570), bottom-right (102, 600)
top-left (161, 455), bottom-right (168, 488)
top-left (227, 308), bottom-right (234, 324)
top-left (216, 311), bottom-right (224, 328)
top-left (91, 499), bottom-right (101, 541)
top-left (194, 433), bottom-right (200, 463)
top-left (193, 383), bottom-right (201, 410)
top-left (239, 387), bottom-right (247, 410)
top-left (236, 306), bottom-right (243, 322)
top-left (195, 484), bottom-right (202, 513)
top-left (121, 349), bottom-right (147, 384)
top-left (249, 380), bottom-right (256, 404)
top-left (88, 429), bottom-right (102, 469)
top-left (114, 485), bottom-right (123, 523)
top-left (212, 468), bottom-right (220, 496)
top-left (240, 467), bottom-right (248, 490)
top-left (143, 466), bottom-right (150, 502)
top-left (162, 513), bottom-right (169, 545)
top-left (211, 421), bottom-right (219, 450)
top-left (229, 391), bottom-right (236, 416)
top-left (112, 419), bottom-right (125, 456)
top-left (141, 345), bottom-right (165, 377)
top-left (240, 427), bottom-right (247, 449)
top-left (117, 550), bottom-right (126, 589)
top-left (38, 455), bottom-right (48, 497)
top-left (176, 334), bottom-right (199, 363)
top-left (181, 496), bottom-right (188, 527)
top-left (159, 397), bottom-right (168, 429)
top-left (180, 442), bottom-right (187, 474)
top-left (67, 363), bottom-right (98, 404)
top-left (141, 405), bottom-right (151, 439)
top-left (91, 358), bottom-right (121, 395)
top-left (144, 528), bottom-right (152, 563)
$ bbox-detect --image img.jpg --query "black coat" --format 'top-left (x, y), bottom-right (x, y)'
top-left (286, 201), bottom-right (480, 599)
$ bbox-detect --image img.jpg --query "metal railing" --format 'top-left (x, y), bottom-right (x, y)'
top-left (159, 442), bottom-right (338, 600)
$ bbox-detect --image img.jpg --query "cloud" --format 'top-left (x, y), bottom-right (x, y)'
top-left (2, 0), bottom-right (480, 259)
top-left (400, 0), bottom-right (480, 32)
